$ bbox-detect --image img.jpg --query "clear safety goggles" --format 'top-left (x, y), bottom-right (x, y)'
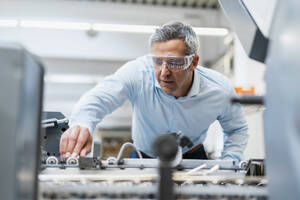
top-left (148, 54), bottom-right (194, 71)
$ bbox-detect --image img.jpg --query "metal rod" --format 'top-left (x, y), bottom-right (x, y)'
top-left (231, 96), bottom-right (264, 105)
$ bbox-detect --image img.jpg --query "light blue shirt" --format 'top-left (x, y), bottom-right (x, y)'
top-left (70, 55), bottom-right (248, 162)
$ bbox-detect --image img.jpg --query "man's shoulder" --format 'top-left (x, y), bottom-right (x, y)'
top-left (115, 55), bottom-right (153, 77)
top-left (195, 66), bottom-right (233, 93)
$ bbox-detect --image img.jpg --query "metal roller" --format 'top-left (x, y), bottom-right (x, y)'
top-left (66, 157), bottom-right (79, 166)
top-left (46, 156), bottom-right (59, 165)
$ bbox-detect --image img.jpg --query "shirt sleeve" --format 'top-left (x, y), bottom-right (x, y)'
top-left (68, 60), bottom-right (141, 134)
top-left (217, 86), bottom-right (249, 162)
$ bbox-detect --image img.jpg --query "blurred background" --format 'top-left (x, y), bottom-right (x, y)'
top-left (0, 0), bottom-right (265, 159)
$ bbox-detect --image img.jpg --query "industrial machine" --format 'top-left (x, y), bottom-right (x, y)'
top-left (39, 134), bottom-right (266, 200)
top-left (1, 0), bottom-right (300, 199)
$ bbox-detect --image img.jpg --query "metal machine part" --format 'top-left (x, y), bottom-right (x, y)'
top-left (39, 132), bottom-right (259, 199)
top-left (231, 95), bottom-right (264, 105)
top-left (45, 156), bottom-right (59, 165)
top-left (219, 0), bottom-right (269, 63)
top-left (0, 43), bottom-right (44, 200)
top-left (172, 131), bottom-right (194, 149)
top-left (40, 136), bottom-right (242, 171)
top-left (41, 157), bottom-right (242, 171)
top-left (41, 112), bottom-right (69, 157)
top-left (171, 132), bottom-right (194, 167)
top-left (40, 137), bottom-right (265, 200)
top-left (40, 182), bottom-right (267, 200)
top-left (220, 0), bottom-right (300, 199)
top-left (264, 1), bottom-right (300, 199)
top-left (93, 140), bottom-right (102, 158)
top-left (66, 157), bottom-right (79, 166)
top-left (77, 140), bottom-right (103, 170)
top-left (39, 167), bottom-right (267, 200)
top-left (245, 159), bottom-right (265, 177)
top-left (79, 156), bottom-right (102, 170)
top-left (154, 134), bottom-right (178, 200)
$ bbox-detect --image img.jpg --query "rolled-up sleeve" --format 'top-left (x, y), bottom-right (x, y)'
top-left (69, 61), bottom-right (141, 134)
top-left (217, 87), bottom-right (249, 162)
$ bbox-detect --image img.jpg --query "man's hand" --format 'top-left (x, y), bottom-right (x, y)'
top-left (59, 125), bottom-right (93, 157)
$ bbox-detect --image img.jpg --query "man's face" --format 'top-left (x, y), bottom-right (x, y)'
top-left (152, 39), bottom-right (198, 98)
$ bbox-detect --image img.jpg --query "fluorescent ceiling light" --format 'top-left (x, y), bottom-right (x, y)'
top-left (0, 20), bottom-right (18, 27)
top-left (0, 19), bottom-right (229, 36)
top-left (20, 20), bottom-right (91, 30)
top-left (92, 23), bottom-right (158, 34)
top-left (193, 27), bottom-right (229, 36)
top-left (45, 74), bottom-right (104, 84)
top-left (93, 23), bottom-right (228, 36)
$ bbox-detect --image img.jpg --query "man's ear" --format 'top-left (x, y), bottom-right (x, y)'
top-left (191, 55), bottom-right (199, 70)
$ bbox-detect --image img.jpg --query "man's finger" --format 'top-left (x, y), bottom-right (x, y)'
top-left (65, 126), bottom-right (80, 156)
top-left (59, 132), bottom-right (69, 156)
top-left (72, 127), bottom-right (90, 157)
top-left (80, 148), bottom-right (87, 157)
top-left (79, 139), bottom-right (92, 157)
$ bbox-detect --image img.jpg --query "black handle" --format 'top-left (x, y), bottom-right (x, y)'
top-left (231, 95), bottom-right (264, 105)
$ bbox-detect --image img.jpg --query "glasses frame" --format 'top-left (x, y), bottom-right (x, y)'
top-left (148, 54), bottom-right (195, 71)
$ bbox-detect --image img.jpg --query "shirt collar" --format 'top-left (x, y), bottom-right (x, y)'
top-left (186, 69), bottom-right (201, 97)
top-left (154, 69), bottom-right (201, 97)
top-left (154, 73), bottom-right (161, 88)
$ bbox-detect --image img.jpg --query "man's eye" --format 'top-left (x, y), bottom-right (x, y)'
top-left (153, 58), bottom-right (163, 65)
top-left (168, 58), bottom-right (184, 66)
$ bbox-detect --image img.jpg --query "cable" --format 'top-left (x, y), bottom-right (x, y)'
top-left (115, 142), bottom-right (143, 164)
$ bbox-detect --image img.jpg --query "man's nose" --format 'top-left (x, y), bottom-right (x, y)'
top-left (161, 62), bottom-right (171, 76)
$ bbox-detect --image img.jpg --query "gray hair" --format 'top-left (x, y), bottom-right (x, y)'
top-left (149, 21), bottom-right (199, 55)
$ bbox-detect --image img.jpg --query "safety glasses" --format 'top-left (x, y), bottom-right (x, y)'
top-left (148, 54), bottom-right (194, 71)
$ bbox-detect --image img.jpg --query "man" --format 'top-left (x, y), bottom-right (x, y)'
top-left (59, 21), bottom-right (248, 162)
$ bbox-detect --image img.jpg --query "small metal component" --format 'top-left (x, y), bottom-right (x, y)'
top-left (245, 159), bottom-right (265, 176)
top-left (66, 157), bottom-right (79, 166)
top-left (239, 160), bottom-right (248, 169)
top-left (46, 156), bottom-right (59, 165)
top-left (153, 134), bottom-right (178, 200)
top-left (158, 131), bottom-right (193, 167)
top-left (79, 157), bottom-right (101, 170)
top-left (93, 140), bottom-right (101, 158)
top-left (106, 157), bottom-right (117, 165)
top-left (175, 131), bottom-right (193, 149)
top-left (41, 118), bottom-right (69, 128)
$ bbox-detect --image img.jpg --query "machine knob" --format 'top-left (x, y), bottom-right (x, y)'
top-left (153, 134), bottom-right (178, 162)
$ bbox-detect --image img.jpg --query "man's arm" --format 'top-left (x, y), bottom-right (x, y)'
top-left (59, 61), bottom-right (141, 157)
top-left (217, 88), bottom-right (249, 162)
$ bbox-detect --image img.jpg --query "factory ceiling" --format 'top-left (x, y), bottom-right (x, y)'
top-left (65, 0), bottom-right (220, 9)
